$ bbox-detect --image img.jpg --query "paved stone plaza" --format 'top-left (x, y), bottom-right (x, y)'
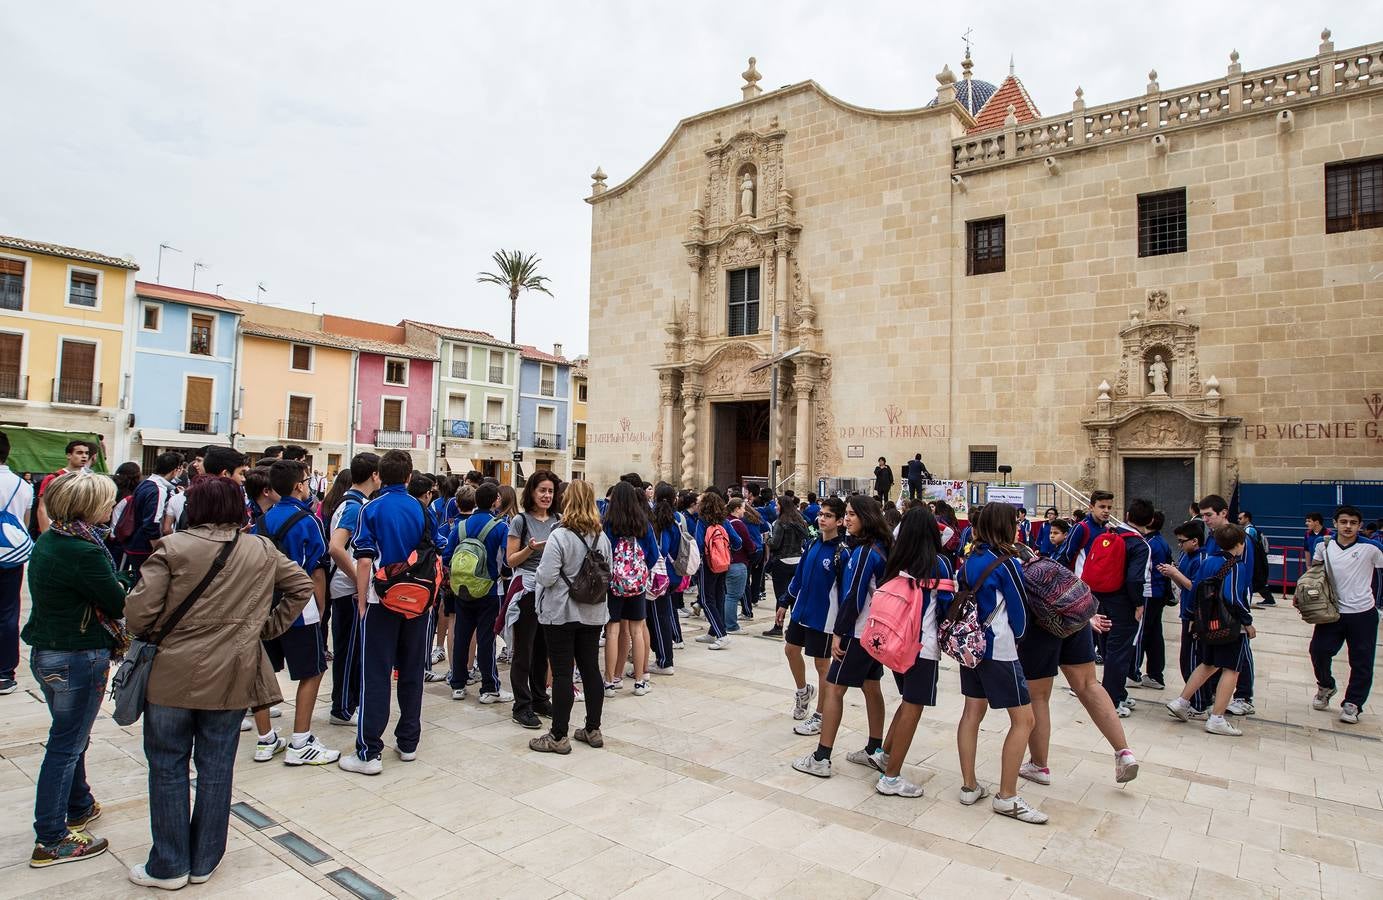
top-left (0, 600), bottom-right (1380, 899)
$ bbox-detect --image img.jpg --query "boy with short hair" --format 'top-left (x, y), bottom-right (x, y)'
top-left (252, 460), bottom-right (338, 765)
top-left (444, 482), bottom-right (511, 704)
top-left (1160, 520), bottom-right (1210, 714)
top-left (1307, 505), bottom-right (1383, 724)
top-left (773, 497), bottom-right (847, 735)
top-left (1304, 512), bottom-right (1331, 557)
top-left (326, 452), bottom-right (380, 725)
top-left (1200, 495), bottom-right (1257, 715)
top-left (427, 485), bottom-right (476, 683)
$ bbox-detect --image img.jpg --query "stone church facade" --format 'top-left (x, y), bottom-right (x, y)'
top-left (584, 32), bottom-right (1383, 509)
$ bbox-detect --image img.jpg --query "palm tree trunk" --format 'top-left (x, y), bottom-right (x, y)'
top-left (510, 287), bottom-right (519, 344)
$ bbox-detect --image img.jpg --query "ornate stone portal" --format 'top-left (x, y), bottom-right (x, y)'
top-left (1081, 291), bottom-right (1240, 501)
top-left (652, 120), bottom-right (832, 490)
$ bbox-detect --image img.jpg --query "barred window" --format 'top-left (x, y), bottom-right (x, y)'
top-left (968, 448), bottom-right (998, 473)
top-left (727, 267), bottom-right (760, 337)
top-left (966, 217), bottom-right (1005, 276)
top-left (1137, 189), bottom-right (1187, 257)
top-left (1326, 157), bottom-right (1383, 234)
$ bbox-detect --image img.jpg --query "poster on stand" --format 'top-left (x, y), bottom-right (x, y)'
top-left (986, 485), bottom-right (1026, 507)
top-left (921, 480), bottom-right (969, 520)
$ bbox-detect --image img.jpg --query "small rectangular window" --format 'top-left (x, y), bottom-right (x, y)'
top-left (291, 344), bottom-right (312, 371)
top-left (385, 358), bottom-right (408, 385)
top-left (966, 217), bottom-right (1006, 275)
top-left (190, 314), bottom-right (213, 355)
top-left (578, 382), bottom-right (588, 402)
top-left (142, 303), bottom-right (160, 330)
top-left (1137, 188), bottom-right (1188, 257)
top-left (1, 259), bottom-right (25, 310)
top-left (68, 271), bottom-right (98, 307)
top-left (968, 448), bottom-right (998, 473)
top-left (727, 267), bottom-right (760, 337)
top-left (1326, 157), bottom-right (1383, 234)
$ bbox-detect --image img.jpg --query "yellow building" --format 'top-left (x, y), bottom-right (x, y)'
top-left (0, 234), bottom-right (138, 458)
top-left (570, 356), bottom-right (588, 479)
top-left (233, 304), bottom-right (356, 472)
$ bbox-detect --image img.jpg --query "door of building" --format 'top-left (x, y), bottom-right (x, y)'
top-left (1124, 457), bottom-right (1195, 544)
top-left (712, 400), bottom-right (769, 490)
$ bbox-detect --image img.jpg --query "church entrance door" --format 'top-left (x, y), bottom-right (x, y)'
top-left (712, 400), bottom-right (769, 491)
top-left (1124, 457), bottom-right (1195, 544)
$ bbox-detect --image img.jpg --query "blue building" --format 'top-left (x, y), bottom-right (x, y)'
top-left (517, 344), bottom-right (571, 479)
top-left (130, 282), bottom-right (242, 471)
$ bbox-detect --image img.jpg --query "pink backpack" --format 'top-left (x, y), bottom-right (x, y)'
top-left (862, 574), bottom-right (953, 673)
top-left (609, 537), bottom-right (650, 598)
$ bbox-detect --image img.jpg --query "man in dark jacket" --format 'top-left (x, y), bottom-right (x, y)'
top-left (122, 451), bottom-right (184, 579)
top-left (904, 454), bottom-right (931, 500)
top-left (873, 458), bottom-right (894, 502)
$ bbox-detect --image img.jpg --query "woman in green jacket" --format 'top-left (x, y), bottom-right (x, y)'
top-left (22, 471), bottom-right (129, 869)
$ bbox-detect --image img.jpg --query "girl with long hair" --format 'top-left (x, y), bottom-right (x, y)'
top-left (792, 494), bottom-right (892, 779)
top-left (507, 471), bottom-right (561, 729)
top-left (764, 497), bottom-right (808, 636)
top-left (723, 499), bottom-right (758, 633)
top-left (602, 481), bottom-right (659, 695)
top-left (647, 482), bottom-right (683, 674)
top-left (694, 490), bottom-right (741, 649)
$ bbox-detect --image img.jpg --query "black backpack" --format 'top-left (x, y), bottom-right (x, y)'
top-left (1191, 559), bottom-right (1241, 645)
top-left (559, 528), bottom-right (611, 605)
top-left (256, 508), bottom-right (312, 609)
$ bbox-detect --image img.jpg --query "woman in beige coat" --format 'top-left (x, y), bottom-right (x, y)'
top-left (123, 476), bottom-right (313, 891)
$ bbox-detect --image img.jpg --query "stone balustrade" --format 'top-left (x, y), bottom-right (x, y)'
top-left (951, 40), bottom-right (1383, 171)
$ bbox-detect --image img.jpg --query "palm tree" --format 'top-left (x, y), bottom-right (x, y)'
top-left (476, 250), bottom-right (553, 345)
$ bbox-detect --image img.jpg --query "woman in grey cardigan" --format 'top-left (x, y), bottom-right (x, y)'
top-left (530, 479), bottom-right (611, 754)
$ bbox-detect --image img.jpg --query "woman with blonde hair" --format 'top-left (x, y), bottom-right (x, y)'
top-left (529, 479), bottom-right (612, 753)
top-left (23, 472), bottom-right (129, 868)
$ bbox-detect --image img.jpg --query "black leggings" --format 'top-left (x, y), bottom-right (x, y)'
top-left (543, 622), bottom-right (603, 740)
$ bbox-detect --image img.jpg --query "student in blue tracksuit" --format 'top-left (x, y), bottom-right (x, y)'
top-left (324, 452), bottom-right (380, 726)
top-left (802, 494), bottom-right (821, 530)
top-left (1198, 494), bottom-right (1257, 715)
top-left (1134, 511), bottom-right (1173, 690)
top-left (694, 491), bottom-right (742, 649)
top-left (602, 481), bottom-right (659, 695)
top-left (647, 483), bottom-right (684, 676)
top-left (956, 503), bottom-right (1048, 825)
top-left (1036, 507), bottom-right (1060, 557)
top-left (251, 460), bottom-right (335, 767)
top-left (774, 496), bottom-right (847, 735)
top-left (874, 506), bottom-right (955, 798)
top-left (444, 482), bottom-right (510, 705)
top-left (1159, 520), bottom-right (1210, 713)
top-left (791, 495), bottom-right (891, 780)
top-left (1166, 523), bottom-right (1255, 736)
top-left (426, 474), bottom-right (461, 673)
top-left (341, 450), bottom-right (430, 774)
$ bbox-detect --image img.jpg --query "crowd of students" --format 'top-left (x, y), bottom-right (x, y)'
top-left (3, 426), bottom-right (1380, 872)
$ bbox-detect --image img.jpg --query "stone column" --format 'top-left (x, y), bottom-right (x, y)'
top-left (659, 372), bottom-right (679, 484)
top-left (681, 385), bottom-right (703, 490)
top-left (1093, 428), bottom-right (1113, 492)
top-left (792, 367), bottom-right (816, 493)
top-left (1204, 426), bottom-right (1223, 496)
top-left (686, 254), bottom-right (703, 339)
top-left (774, 239), bottom-right (789, 324)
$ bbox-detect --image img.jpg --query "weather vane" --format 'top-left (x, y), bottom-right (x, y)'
top-left (961, 26), bottom-right (974, 57)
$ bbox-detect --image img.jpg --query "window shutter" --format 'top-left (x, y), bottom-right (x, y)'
top-left (0, 333), bottom-right (20, 376)
top-left (61, 340), bottom-right (96, 381)
top-left (185, 377), bottom-right (213, 425)
top-left (0, 259), bottom-right (23, 276)
top-left (383, 399), bottom-right (403, 431)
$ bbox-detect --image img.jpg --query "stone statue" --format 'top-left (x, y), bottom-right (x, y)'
top-left (740, 173), bottom-right (755, 218)
top-left (1148, 354), bottom-right (1169, 395)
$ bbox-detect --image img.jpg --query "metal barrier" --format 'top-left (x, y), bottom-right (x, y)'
top-left (1269, 543), bottom-right (1309, 594)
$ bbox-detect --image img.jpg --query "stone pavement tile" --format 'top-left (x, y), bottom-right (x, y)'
top-left (459, 804), bottom-right (565, 854)
top-left (651, 824), bottom-right (757, 881)
top-left (1034, 830), bottom-right (1123, 882)
top-left (582, 797), bottom-right (702, 855)
top-left (850, 789), bottom-right (934, 828)
top-left (735, 805), bottom-right (829, 852)
top-left (773, 862), bottom-right (878, 899)
top-left (716, 845), bottom-right (818, 899)
top-left (376, 843), bottom-right (511, 898)
top-left (1280, 825), bottom-right (1359, 870)
top-left (969, 815), bottom-right (1055, 862)
top-left (987, 856), bottom-right (1073, 894)
top-left (1063, 874), bottom-right (1152, 900)
top-left (0, 850), bottom-right (128, 897)
top-left (1188, 867), bottom-right (1280, 900)
top-left (203, 868), bottom-right (335, 898)
top-left (547, 844), bottom-right (667, 900)
top-left (513, 775), bottom-right (612, 820)
top-left (1078, 782), bottom-right (1149, 818)
top-left (1184, 781), bottom-right (1251, 814)
top-left (1137, 796), bottom-right (1212, 833)
top-left (1319, 862), bottom-right (1383, 900)
top-left (1159, 828), bottom-right (1242, 877)
top-left (436, 865), bottom-right (564, 900)
top-left (349, 822), bottom-right (477, 874)
top-left (1357, 840), bottom-right (1383, 878)
top-left (847, 842), bottom-right (949, 895)
top-left (1207, 808), bottom-right (1283, 851)
top-left (908, 795), bottom-right (989, 842)
top-left (1088, 809), bottom-right (1172, 854)
top-left (1107, 849), bottom-right (1199, 900)
top-left (608, 864), bottom-right (723, 900)
top-left (500, 823), bottom-right (615, 877)
top-left (1237, 844), bottom-right (1323, 894)
top-left (1316, 808), bottom-right (1383, 847)
top-left (1249, 796), bottom-right (1320, 831)
top-left (920, 860), bottom-right (1020, 898)
top-left (684, 789), bottom-right (777, 830)
top-left (792, 822), bottom-right (883, 874)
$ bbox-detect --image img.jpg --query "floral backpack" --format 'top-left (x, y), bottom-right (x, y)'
top-left (940, 553), bottom-right (1011, 669)
top-left (609, 536), bottom-right (651, 598)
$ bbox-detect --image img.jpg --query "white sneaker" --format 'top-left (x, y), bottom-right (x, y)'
top-left (992, 794), bottom-right (1049, 824)
top-left (1340, 702), bottom-right (1361, 724)
top-left (793, 684), bottom-right (816, 720)
top-left (479, 690), bottom-right (513, 704)
top-left (846, 748), bottom-right (889, 773)
top-left (396, 747), bottom-right (417, 761)
top-left (1312, 686), bottom-right (1337, 710)
top-left (625, 662), bottom-right (635, 678)
top-left (269, 706), bottom-right (282, 718)
top-left (876, 775), bottom-right (924, 798)
top-left (791, 753), bottom-right (832, 778)
top-left (1205, 715), bottom-right (1243, 736)
top-left (451, 688), bottom-right (467, 700)
top-left (338, 753), bottom-right (383, 775)
top-left (694, 634), bottom-right (717, 644)
top-left (676, 609), bottom-right (690, 618)
top-left (632, 680), bottom-right (651, 696)
top-left (672, 641), bottom-right (685, 650)
top-left (709, 637), bottom-right (729, 650)
top-left (1226, 698), bottom-right (1256, 716)
top-left (959, 783), bottom-right (990, 806)
top-left (430, 646), bottom-right (446, 665)
top-left (1115, 749), bottom-right (1139, 783)
top-left (253, 734), bottom-right (286, 762)
top-left (793, 712), bottom-right (823, 735)
top-left (1165, 697), bottom-right (1193, 721)
top-left (129, 864), bottom-right (189, 891)
top-left (240, 717), bottom-right (252, 732)
top-left (599, 635), bottom-right (607, 647)
top-left (285, 735), bottom-right (340, 766)
top-left (1116, 701), bottom-right (1133, 718)
top-left (328, 712), bottom-right (356, 726)
top-left (648, 664), bottom-right (675, 675)
top-left (1019, 761), bottom-right (1051, 785)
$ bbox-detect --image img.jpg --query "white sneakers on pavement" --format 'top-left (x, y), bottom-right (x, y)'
top-left (285, 735), bottom-right (340, 766)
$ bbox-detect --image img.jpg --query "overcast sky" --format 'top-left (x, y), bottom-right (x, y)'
top-left (3, 3), bottom-right (1373, 356)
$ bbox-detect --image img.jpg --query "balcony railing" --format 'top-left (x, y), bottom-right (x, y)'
top-left (53, 380), bottom-right (102, 406)
top-left (488, 365), bottom-right (504, 383)
top-left (0, 284), bottom-right (21, 311)
top-left (180, 411), bottom-right (220, 434)
top-left (451, 360), bottom-right (467, 379)
top-left (481, 422), bottom-right (511, 441)
top-left (574, 445), bottom-right (586, 460)
top-left (374, 429), bottom-right (414, 449)
top-left (0, 373), bottom-right (27, 401)
top-left (532, 432), bottom-right (562, 450)
top-left (444, 419), bottom-right (474, 439)
top-left (540, 380), bottom-right (555, 396)
top-left (279, 419), bottom-right (323, 442)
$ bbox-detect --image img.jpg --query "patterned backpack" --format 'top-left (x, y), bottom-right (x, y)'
top-left (939, 554), bottom-right (1010, 669)
top-left (609, 537), bottom-right (650, 598)
top-left (1019, 550), bottom-right (1096, 637)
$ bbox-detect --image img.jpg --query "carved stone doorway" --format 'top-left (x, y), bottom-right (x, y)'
top-left (712, 400), bottom-right (769, 489)
top-left (1124, 457), bottom-right (1195, 544)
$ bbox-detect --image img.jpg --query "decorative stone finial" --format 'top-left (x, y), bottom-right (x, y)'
top-left (1228, 49), bottom-right (1242, 77)
top-left (961, 50), bottom-right (973, 81)
top-left (1004, 103), bottom-right (1017, 127)
top-left (1073, 85), bottom-right (1086, 112)
top-left (1320, 28), bottom-right (1334, 53)
top-left (1147, 69), bottom-right (1160, 94)
top-left (1205, 375), bottom-right (1221, 398)
top-left (741, 57), bottom-right (763, 100)
top-left (1098, 380), bottom-right (1112, 401)
top-left (937, 63), bottom-right (956, 86)
top-left (936, 64), bottom-right (957, 105)
top-left (590, 166), bottom-right (607, 195)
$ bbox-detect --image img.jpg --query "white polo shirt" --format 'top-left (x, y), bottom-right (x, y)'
top-left (1314, 539), bottom-right (1383, 614)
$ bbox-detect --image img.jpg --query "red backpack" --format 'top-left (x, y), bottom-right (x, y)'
top-left (1081, 530), bottom-right (1127, 593)
top-left (862, 573), bottom-right (955, 673)
top-left (705, 523), bottom-right (731, 574)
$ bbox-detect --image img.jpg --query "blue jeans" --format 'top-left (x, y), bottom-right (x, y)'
top-left (143, 703), bottom-right (243, 879)
top-left (724, 563), bottom-right (748, 633)
top-left (30, 648), bottom-right (109, 844)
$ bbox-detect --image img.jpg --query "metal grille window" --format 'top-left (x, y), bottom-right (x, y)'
top-left (969, 448), bottom-right (998, 472)
top-left (0, 259), bottom-right (24, 310)
top-left (68, 271), bottom-right (98, 307)
top-left (1137, 189), bottom-right (1188, 257)
top-left (966, 217), bottom-right (1006, 275)
top-left (727, 267), bottom-right (760, 336)
top-left (1326, 157), bottom-right (1383, 234)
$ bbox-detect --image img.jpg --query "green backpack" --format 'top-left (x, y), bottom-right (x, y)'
top-left (450, 518), bottom-right (501, 600)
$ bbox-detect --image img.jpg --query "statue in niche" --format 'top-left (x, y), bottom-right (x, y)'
top-left (739, 173), bottom-right (755, 218)
top-left (1148, 354), bottom-right (1169, 396)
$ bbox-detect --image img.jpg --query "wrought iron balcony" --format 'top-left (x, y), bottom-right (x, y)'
top-left (481, 422), bottom-right (511, 441)
top-left (450, 360), bottom-right (468, 379)
top-left (532, 432), bottom-right (562, 450)
top-left (540, 380), bottom-right (555, 396)
top-left (279, 419), bottom-right (323, 442)
top-left (53, 379), bottom-right (102, 406)
top-left (374, 430), bottom-right (414, 449)
top-left (488, 365), bottom-right (505, 383)
top-left (0, 373), bottom-right (27, 401)
top-left (444, 419), bottom-right (475, 439)
top-left (180, 411), bottom-right (220, 434)
top-left (573, 445), bottom-right (586, 460)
